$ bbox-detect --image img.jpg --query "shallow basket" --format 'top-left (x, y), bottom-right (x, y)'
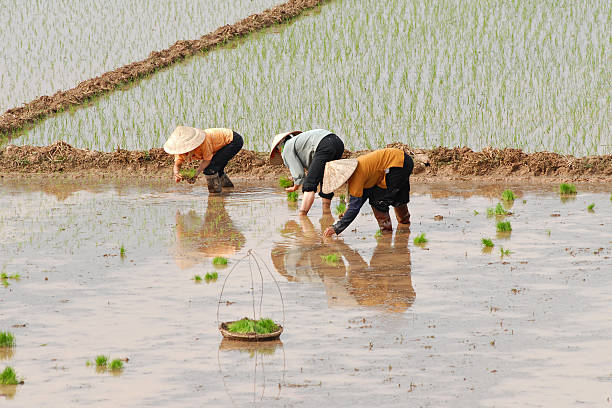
top-left (219, 320), bottom-right (283, 341)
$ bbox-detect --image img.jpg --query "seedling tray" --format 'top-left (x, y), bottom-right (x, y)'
top-left (219, 320), bottom-right (283, 341)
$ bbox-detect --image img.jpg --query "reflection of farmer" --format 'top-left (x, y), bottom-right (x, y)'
top-left (323, 148), bottom-right (413, 236)
top-left (272, 217), bottom-right (415, 312)
top-left (269, 129), bottom-right (344, 215)
top-left (163, 126), bottom-right (244, 193)
top-left (173, 196), bottom-right (245, 269)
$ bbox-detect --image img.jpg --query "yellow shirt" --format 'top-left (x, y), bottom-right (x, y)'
top-left (347, 148), bottom-right (405, 197)
top-left (174, 128), bottom-right (234, 166)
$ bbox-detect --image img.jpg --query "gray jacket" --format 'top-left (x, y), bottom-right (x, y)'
top-left (281, 129), bottom-right (332, 186)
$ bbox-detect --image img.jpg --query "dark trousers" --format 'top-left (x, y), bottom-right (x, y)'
top-left (302, 134), bottom-right (344, 199)
top-left (204, 131), bottom-right (244, 176)
top-left (368, 153), bottom-right (414, 212)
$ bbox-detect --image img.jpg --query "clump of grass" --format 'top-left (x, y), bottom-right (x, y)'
top-left (205, 272), bottom-right (218, 282)
top-left (481, 238), bottom-right (494, 248)
top-left (500, 247), bottom-right (511, 257)
top-left (335, 201), bottom-right (346, 215)
top-left (227, 318), bottom-right (279, 334)
top-left (180, 168), bottom-right (197, 180)
top-left (414, 233), bottom-right (428, 244)
top-left (278, 177), bottom-right (293, 188)
top-left (95, 355), bottom-right (108, 368)
top-left (120, 245), bottom-right (126, 257)
top-left (212, 257), bottom-right (228, 265)
top-left (321, 253), bottom-right (340, 264)
top-left (496, 221), bottom-right (512, 232)
top-left (0, 332), bottom-right (15, 348)
top-left (109, 359), bottom-right (124, 371)
top-left (501, 189), bottom-right (516, 201)
top-left (287, 191), bottom-right (298, 202)
top-left (494, 203), bottom-right (508, 215)
top-left (0, 366), bottom-right (20, 385)
top-left (193, 275), bottom-right (202, 283)
top-left (559, 183), bottom-right (577, 195)
top-left (587, 203), bottom-right (595, 211)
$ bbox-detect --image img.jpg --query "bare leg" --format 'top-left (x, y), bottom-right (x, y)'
top-left (299, 191), bottom-right (316, 215)
top-left (322, 198), bottom-right (332, 214)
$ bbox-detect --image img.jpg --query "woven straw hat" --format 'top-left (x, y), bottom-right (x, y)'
top-left (322, 159), bottom-right (358, 194)
top-left (163, 126), bottom-right (206, 155)
top-left (269, 130), bottom-right (302, 165)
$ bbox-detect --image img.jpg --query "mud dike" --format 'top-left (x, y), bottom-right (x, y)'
top-left (1, 141), bottom-right (611, 183)
top-left (0, 0), bottom-right (325, 137)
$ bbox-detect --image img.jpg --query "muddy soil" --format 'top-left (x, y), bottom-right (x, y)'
top-left (1, 141), bottom-right (612, 184)
top-left (1, 180), bottom-right (611, 406)
top-left (0, 0), bottom-right (324, 136)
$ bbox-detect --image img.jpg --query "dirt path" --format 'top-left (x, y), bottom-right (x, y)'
top-left (0, 0), bottom-right (325, 137)
top-left (1, 141), bottom-right (611, 184)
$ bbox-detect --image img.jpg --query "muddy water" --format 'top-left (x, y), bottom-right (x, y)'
top-left (1, 180), bottom-right (611, 406)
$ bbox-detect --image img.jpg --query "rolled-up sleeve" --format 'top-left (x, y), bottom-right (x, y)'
top-left (332, 195), bottom-right (367, 235)
top-left (282, 139), bottom-right (306, 186)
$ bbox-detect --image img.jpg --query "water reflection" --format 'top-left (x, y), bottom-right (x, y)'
top-left (0, 385), bottom-right (18, 400)
top-left (172, 196), bottom-right (245, 269)
top-left (272, 216), bottom-right (415, 312)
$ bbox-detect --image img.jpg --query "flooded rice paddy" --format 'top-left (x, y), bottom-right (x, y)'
top-left (0, 0), bottom-right (285, 112)
top-left (12, 0), bottom-right (612, 155)
top-left (1, 179), bottom-right (611, 406)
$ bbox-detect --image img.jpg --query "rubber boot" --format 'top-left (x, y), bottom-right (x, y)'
top-left (205, 173), bottom-right (222, 194)
top-left (322, 198), bottom-right (332, 214)
top-left (371, 206), bottom-right (393, 231)
top-left (219, 173), bottom-right (234, 188)
top-left (394, 204), bottom-right (411, 224)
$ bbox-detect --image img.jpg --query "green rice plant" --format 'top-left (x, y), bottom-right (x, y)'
top-left (494, 203), bottom-right (508, 216)
top-left (321, 253), bottom-right (340, 264)
top-left (559, 183), bottom-right (577, 195)
top-left (109, 359), bottom-right (124, 371)
top-left (278, 177), bottom-right (293, 188)
top-left (0, 332), bottom-right (15, 348)
top-left (335, 201), bottom-right (346, 215)
top-left (414, 233), bottom-right (428, 245)
top-left (227, 318), bottom-right (279, 334)
top-left (496, 221), bottom-right (512, 232)
top-left (2, 280), bottom-right (8, 288)
top-left (180, 168), bottom-right (197, 180)
top-left (0, 366), bottom-right (19, 385)
top-left (120, 245), bottom-right (126, 257)
top-left (587, 203), bottom-right (595, 211)
top-left (95, 355), bottom-right (108, 368)
top-left (205, 272), bottom-right (218, 281)
top-left (481, 238), bottom-right (494, 248)
top-left (287, 191), bottom-right (298, 202)
top-left (486, 207), bottom-right (495, 217)
top-left (212, 257), bottom-right (227, 265)
top-left (473, 210), bottom-right (479, 215)
top-left (193, 275), bottom-right (203, 282)
top-left (339, 194), bottom-right (346, 204)
top-left (500, 247), bottom-right (511, 257)
top-left (501, 190), bottom-right (516, 201)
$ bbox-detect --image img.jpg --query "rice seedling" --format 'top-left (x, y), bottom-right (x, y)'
top-left (335, 201), bottom-right (346, 216)
top-left (501, 190), bottom-right (516, 201)
top-left (120, 245), bottom-right (126, 257)
top-left (587, 203), bottom-right (595, 212)
top-left (496, 221), bottom-right (512, 232)
top-left (488, 203), bottom-right (509, 217)
top-left (205, 272), bottom-right (218, 281)
top-left (559, 183), bottom-right (577, 195)
top-left (0, 366), bottom-right (20, 385)
top-left (0, 332), bottom-right (15, 348)
top-left (481, 238), bottom-right (494, 248)
top-left (473, 210), bottom-right (479, 215)
top-left (374, 229), bottom-right (382, 238)
top-left (321, 253), bottom-right (341, 264)
top-left (95, 355), bottom-right (109, 368)
top-left (339, 194), bottom-right (346, 204)
top-left (193, 275), bottom-right (203, 282)
top-left (109, 359), bottom-right (124, 371)
top-left (414, 233), bottom-right (428, 245)
top-left (500, 247), bottom-right (511, 257)
top-left (227, 318), bottom-right (279, 334)
top-left (278, 177), bottom-right (293, 188)
top-left (212, 257), bottom-right (227, 265)
top-left (179, 168), bottom-right (197, 181)
top-left (287, 191), bottom-right (298, 202)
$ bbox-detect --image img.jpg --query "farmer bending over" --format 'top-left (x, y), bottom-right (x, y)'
top-left (269, 129), bottom-right (344, 215)
top-left (323, 148), bottom-right (413, 237)
top-left (164, 126), bottom-right (243, 194)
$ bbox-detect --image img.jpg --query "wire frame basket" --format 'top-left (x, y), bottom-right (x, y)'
top-left (216, 250), bottom-right (285, 341)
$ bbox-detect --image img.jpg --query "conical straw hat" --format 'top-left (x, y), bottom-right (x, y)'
top-left (322, 159), bottom-right (358, 194)
top-left (163, 126), bottom-right (206, 155)
top-left (269, 130), bottom-right (302, 165)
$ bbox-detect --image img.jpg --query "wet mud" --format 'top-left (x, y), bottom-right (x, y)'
top-left (2, 141), bottom-right (612, 183)
top-left (1, 179), bottom-right (612, 406)
top-left (0, 0), bottom-right (325, 137)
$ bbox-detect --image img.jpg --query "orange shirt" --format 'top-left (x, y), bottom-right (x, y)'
top-left (347, 148), bottom-right (405, 197)
top-left (174, 128), bottom-right (234, 166)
